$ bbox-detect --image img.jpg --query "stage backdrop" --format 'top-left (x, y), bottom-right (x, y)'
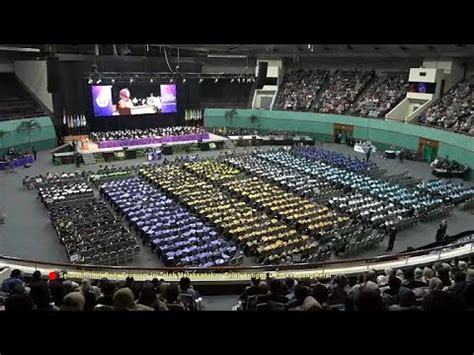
top-left (204, 108), bottom-right (474, 181)
top-left (50, 56), bottom-right (201, 133)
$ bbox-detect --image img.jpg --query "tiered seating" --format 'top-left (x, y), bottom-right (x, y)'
top-left (328, 192), bottom-right (408, 229)
top-left (350, 71), bottom-right (408, 118)
top-left (183, 160), bottom-right (240, 183)
top-left (140, 165), bottom-right (319, 265)
top-left (273, 69), bottom-right (328, 111)
top-left (315, 70), bottom-right (374, 114)
top-left (0, 73), bottom-right (43, 119)
top-left (101, 177), bottom-right (236, 267)
top-left (220, 176), bottom-right (350, 236)
top-left (416, 80), bottom-right (474, 135)
top-left (415, 179), bottom-right (474, 205)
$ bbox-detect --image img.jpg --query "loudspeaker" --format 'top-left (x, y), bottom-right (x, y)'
top-left (47, 56), bottom-right (60, 93)
top-left (256, 61), bottom-right (268, 89)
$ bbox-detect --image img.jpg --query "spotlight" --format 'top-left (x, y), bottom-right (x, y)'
top-left (169, 78), bottom-right (174, 83)
top-left (111, 79), bottom-right (115, 84)
top-left (237, 78), bottom-right (241, 83)
top-left (214, 78), bottom-right (218, 83)
top-left (130, 78), bottom-right (134, 83)
top-left (150, 78), bottom-right (154, 83)
top-left (87, 78), bottom-right (93, 84)
top-left (199, 78), bottom-right (203, 84)
top-left (307, 44), bottom-right (311, 49)
top-left (230, 78), bottom-right (234, 83)
top-left (247, 78), bottom-right (251, 83)
top-left (96, 79), bottom-right (102, 84)
top-left (182, 78), bottom-right (187, 83)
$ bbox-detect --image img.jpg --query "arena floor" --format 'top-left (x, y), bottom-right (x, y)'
top-left (0, 143), bottom-right (472, 268)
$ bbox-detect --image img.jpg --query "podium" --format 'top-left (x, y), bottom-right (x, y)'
top-left (80, 137), bottom-right (89, 151)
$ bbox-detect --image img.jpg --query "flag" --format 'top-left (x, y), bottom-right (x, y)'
top-left (63, 111), bottom-right (67, 125)
top-left (68, 115), bottom-right (74, 129)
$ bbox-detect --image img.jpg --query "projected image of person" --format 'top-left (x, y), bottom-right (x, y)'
top-left (116, 88), bottom-right (134, 115)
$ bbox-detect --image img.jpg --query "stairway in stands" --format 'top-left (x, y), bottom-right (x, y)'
top-left (82, 153), bottom-right (96, 165)
top-left (224, 139), bottom-right (236, 150)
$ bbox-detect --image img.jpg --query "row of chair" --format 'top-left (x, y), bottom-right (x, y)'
top-left (80, 246), bottom-right (140, 265)
top-left (420, 205), bottom-right (454, 222)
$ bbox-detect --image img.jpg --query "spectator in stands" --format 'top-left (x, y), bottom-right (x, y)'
top-left (404, 268), bottom-right (428, 289)
top-left (113, 287), bottom-right (134, 311)
top-left (60, 292), bottom-right (85, 311)
top-left (179, 277), bottom-right (198, 300)
top-left (2, 269), bottom-right (24, 294)
top-left (327, 275), bottom-right (350, 308)
top-left (437, 268), bottom-right (453, 290)
top-left (285, 278), bottom-right (297, 300)
top-left (137, 282), bottom-right (168, 311)
top-left (163, 284), bottom-right (186, 311)
top-left (388, 288), bottom-right (420, 311)
top-left (354, 286), bottom-right (384, 312)
top-left (449, 271), bottom-right (468, 311)
top-left (289, 285), bottom-right (322, 311)
top-left (31, 282), bottom-right (58, 311)
top-left (95, 280), bottom-right (116, 308)
top-left (4, 284), bottom-right (34, 312)
top-left (239, 277), bottom-right (261, 307)
top-left (422, 277), bottom-right (452, 312)
top-left (312, 283), bottom-right (329, 309)
top-left (81, 279), bottom-right (97, 311)
top-left (423, 267), bottom-right (435, 283)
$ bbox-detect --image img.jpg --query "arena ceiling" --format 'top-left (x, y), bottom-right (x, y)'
top-left (2, 44), bottom-right (474, 59)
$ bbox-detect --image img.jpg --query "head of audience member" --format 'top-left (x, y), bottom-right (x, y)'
top-left (354, 286), bottom-right (384, 312)
top-left (60, 292), bottom-right (85, 311)
top-left (453, 271), bottom-right (467, 285)
top-left (258, 281), bottom-right (269, 295)
top-left (159, 282), bottom-right (170, 299)
top-left (32, 270), bottom-right (42, 282)
top-left (437, 268), bottom-right (452, 287)
top-left (467, 268), bottom-right (474, 283)
top-left (5, 284), bottom-right (34, 312)
top-left (285, 278), bottom-right (296, 292)
top-left (113, 287), bottom-right (136, 311)
top-left (138, 282), bottom-right (158, 308)
top-left (458, 261), bottom-right (468, 272)
top-left (2, 269), bottom-right (23, 294)
top-left (395, 269), bottom-right (405, 281)
top-left (364, 270), bottom-right (377, 284)
top-left (312, 284), bottom-right (329, 305)
top-left (164, 284), bottom-right (180, 304)
top-left (179, 277), bottom-right (192, 292)
top-left (151, 278), bottom-right (161, 292)
top-left (405, 268), bottom-right (415, 282)
top-left (429, 277), bottom-right (444, 292)
top-left (398, 288), bottom-right (417, 308)
top-left (384, 268), bottom-right (394, 277)
top-left (423, 267), bottom-right (434, 281)
top-left (388, 274), bottom-right (402, 293)
top-left (414, 268), bottom-right (424, 282)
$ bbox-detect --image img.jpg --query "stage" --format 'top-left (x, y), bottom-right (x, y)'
top-left (75, 132), bottom-right (230, 154)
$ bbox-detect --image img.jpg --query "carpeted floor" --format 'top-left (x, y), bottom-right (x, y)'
top-left (0, 143), bottom-right (472, 267)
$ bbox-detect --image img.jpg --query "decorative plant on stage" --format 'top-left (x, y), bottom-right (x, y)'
top-left (224, 109), bottom-right (238, 122)
top-left (249, 114), bottom-right (260, 127)
top-left (16, 119), bottom-right (41, 149)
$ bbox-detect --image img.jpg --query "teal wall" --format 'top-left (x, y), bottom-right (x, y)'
top-left (204, 109), bottom-right (474, 180)
top-left (0, 116), bottom-right (57, 155)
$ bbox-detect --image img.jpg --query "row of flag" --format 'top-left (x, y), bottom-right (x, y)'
top-left (63, 113), bottom-right (87, 128)
top-left (185, 109), bottom-right (203, 121)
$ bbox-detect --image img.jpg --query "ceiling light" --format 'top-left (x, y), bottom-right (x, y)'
top-left (87, 78), bottom-right (93, 84)
top-left (130, 78), bottom-right (134, 83)
top-left (111, 79), bottom-right (115, 84)
top-left (182, 78), bottom-right (187, 83)
top-left (199, 78), bottom-right (203, 83)
top-left (214, 78), bottom-right (218, 83)
top-left (150, 78), bottom-right (154, 83)
top-left (230, 78), bottom-right (234, 83)
top-left (96, 79), bottom-right (102, 84)
top-left (170, 78), bottom-right (174, 83)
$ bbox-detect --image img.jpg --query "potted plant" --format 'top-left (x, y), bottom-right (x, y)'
top-left (16, 119), bottom-right (41, 150)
